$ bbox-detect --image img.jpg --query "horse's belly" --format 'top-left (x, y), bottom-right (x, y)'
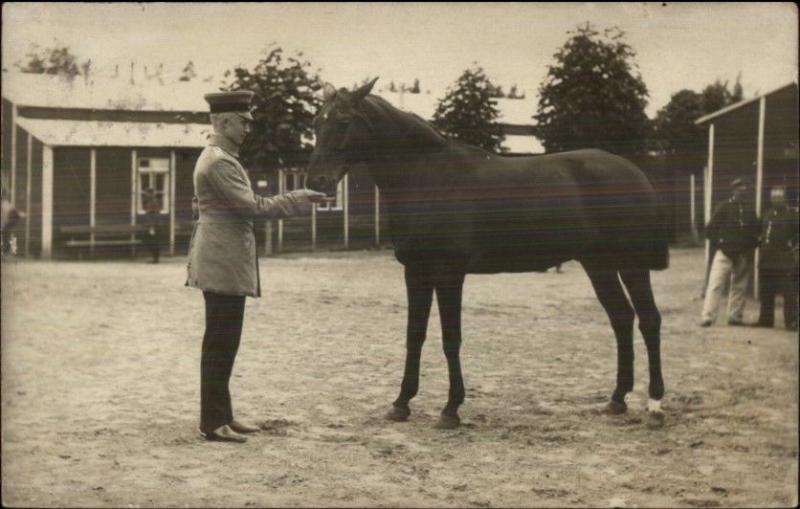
top-left (467, 229), bottom-right (586, 273)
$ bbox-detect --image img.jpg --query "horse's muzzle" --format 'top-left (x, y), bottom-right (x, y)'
top-left (306, 174), bottom-right (337, 196)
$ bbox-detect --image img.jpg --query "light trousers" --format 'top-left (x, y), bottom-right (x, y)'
top-left (702, 250), bottom-right (751, 323)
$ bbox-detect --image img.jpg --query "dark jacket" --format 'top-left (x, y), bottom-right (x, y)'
top-left (759, 205), bottom-right (799, 271)
top-left (706, 198), bottom-right (760, 259)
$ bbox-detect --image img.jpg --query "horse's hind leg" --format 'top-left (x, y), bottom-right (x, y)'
top-left (433, 270), bottom-right (466, 429)
top-left (620, 270), bottom-right (665, 426)
top-left (387, 265), bottom-right (434, 422)
top-left (583, 266), bottom-right (635, 414)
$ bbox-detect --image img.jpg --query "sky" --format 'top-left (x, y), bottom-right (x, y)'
top-left (2, 2), bottom-right (797, 117)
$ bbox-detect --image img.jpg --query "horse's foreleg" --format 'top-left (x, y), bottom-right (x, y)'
top-left (584, 267), bottom-right (635, 414)
top-left (620, 270), bottom-right (665, 426)
top-left (387, 266), bottom-right (434, 422)
top-left (433, 273), bottom-right (466, 429)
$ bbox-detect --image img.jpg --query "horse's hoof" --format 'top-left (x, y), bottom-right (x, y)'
top-left (604, 400), bottom-right (628, 415)
top-left (647, 411), bottom-right (666, 429)
top-left (434, 414), bottom-right (460, 430)
top-left (385, 405), bottom-right (410, 422)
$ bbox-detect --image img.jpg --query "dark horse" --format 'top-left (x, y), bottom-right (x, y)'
top-left (307, 79), bottom-right (668, 429)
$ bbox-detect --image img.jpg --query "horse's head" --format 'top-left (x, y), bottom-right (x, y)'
top-left (307, 78), bottom-right (378, 195)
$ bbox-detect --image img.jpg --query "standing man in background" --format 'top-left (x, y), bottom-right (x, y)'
top-left (1, 190), bottom-right (22, 256)
top-left (186, 90), bottom-right (326, 443)
top-left (700, 178), bottom-right (760, 327)
top-left (753, 185), bottom-right (798, 331)
top-left (143, 187), bottom-right (162, 264)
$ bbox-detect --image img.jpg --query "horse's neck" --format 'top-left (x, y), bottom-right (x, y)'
top-left (365, 144), bottom-right (448, 193)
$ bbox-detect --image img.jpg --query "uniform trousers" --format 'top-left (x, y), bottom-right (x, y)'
top-left (758, 268), bottom-right (799, 328)
top-left (200, 291), bottom-right (246, 435)
top-left (702, 250), bottom-right (751, 323)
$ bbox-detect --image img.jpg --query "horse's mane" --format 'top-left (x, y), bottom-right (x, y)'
top-left (360, 95), bottom-right (449, 149)
top-left (359, 95), bottom-right (503, 158)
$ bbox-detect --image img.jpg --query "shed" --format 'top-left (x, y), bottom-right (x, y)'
top-left (695, 82), bottom-right (799, 293)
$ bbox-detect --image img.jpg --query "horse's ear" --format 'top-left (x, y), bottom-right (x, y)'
top-left (353, 77), bottom-right (379, 102)
top-left (322, 83), bottom-right (337, 102)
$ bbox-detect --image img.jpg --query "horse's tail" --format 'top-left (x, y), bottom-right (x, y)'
top-left (647, 198), bottom-right (671, 271)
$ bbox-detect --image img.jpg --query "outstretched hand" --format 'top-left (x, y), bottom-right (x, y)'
top-left (296, 189), bottom-right (333, 204)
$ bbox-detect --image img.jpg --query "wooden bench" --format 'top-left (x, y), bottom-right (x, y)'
top-left (60, 224), bottom-right (147, 259)
top-left (60, 223), bottom-right (196, 259)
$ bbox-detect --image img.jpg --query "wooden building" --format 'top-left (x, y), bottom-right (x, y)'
top-left (1, 72), bottom-right (212, 259)
top-left (695, 82), bottom-right (799, 292)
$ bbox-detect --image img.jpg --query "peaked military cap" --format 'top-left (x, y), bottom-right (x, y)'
top-left (204, 90), bottom-right (255, 120)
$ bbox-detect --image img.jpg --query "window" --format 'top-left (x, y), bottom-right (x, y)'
top-left (137, 157), bottom-right (170, 214)
top-left (284, 171), bottom-right (305, 192)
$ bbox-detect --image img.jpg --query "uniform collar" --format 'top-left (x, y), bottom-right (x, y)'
top-left (209, 134), bottom-right (241, 158)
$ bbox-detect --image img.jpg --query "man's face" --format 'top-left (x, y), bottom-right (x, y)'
top-left (223, 114), bottom-right (252, 147)
top-left (732, 185), bottom-right (747, 200)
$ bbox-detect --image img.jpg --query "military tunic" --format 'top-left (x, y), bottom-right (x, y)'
top-left (186, 134), bottom-right (312, 297)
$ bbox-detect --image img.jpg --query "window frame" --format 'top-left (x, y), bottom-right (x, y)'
top-left (136, 157), bottom-right (170, 215)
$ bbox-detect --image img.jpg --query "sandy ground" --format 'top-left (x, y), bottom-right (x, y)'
top-left (1, 248), bottom-right (797, 508)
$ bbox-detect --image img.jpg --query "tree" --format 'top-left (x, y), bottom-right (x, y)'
top-left (651, 89), bottom-right (705, 157)
top-left (179, 61), bottom-right (197, 82)
top-left (487, 83), bottom-right (505, 98)
top-left (388, 81), bottom-right (397, 92)
top-left (222, 46), bottom-right (322, 171)
top-left (533, 24), bottom-right (650, 155)
top-left (410, 79), bottom-right (421, 94)
top-left (651, 76), bottom-right (744, 172)
top-left (16, 45), bottom-right (86, 79)
top-left (433, 66), bottom-right (503, 152)
top-left (700, 76), bottom-right (743, 114)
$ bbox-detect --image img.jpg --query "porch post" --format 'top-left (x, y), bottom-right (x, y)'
top-left (130, 150), bottom-right (137, 256)
top-left (277, 169), bottom-right (284, 252)
top-left (311, 196), bottom-right (317, 251)
top-left (10, 104), bottom-right (17, 203)
top-left (704, 123), bottom-right (715, 272)
top-left (754, 95), bottom-right (766, 297)
top-left (90, 148), bottom-right (96, 255)
top-left (375, 185), bottom-right (381, 246)
top-left (343, 173), bottom-right (349, 248)
top-left (41, 145), bottom-right (53, 259)
top-left (25, 133), bottom-right (32, 255)
top-left (690, 173), bottom-right (698, 243)
top-left (169, 149), bottom-right (176, 255)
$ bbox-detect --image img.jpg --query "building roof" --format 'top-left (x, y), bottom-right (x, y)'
top-left (16, 117), bottom-right (210, 148)
top-left (500, 135), bottom-right (543, 154)
top-left (2, 72), bottom-right (539, 126)
top-left (695, 82), bottom-right (798, 125)
top-left (2, 71), bottom-right (217, 112)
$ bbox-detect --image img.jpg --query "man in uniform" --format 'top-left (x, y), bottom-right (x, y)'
top-left (753, 185), bottom-right (799, 331)
top-left (186, 90), bottom-right (326, 443)
top-left (701, 178), bottom-right (760, 327)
